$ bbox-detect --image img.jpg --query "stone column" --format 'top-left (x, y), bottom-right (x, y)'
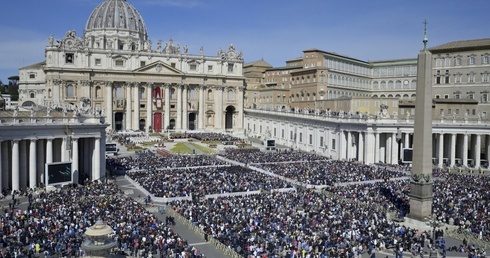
top-left (61, 137), bottom-right (67, 161)
top-left (365, 132), bottom-right (374, 164)
top-left (12, 140), bottom-right (19, 192)
top-left (164, 84), bottom-right (171, 131)
top-left (93, 137), bottom-right (101, 181)
top-left (438, 133), bottom-right (444, 168)
top-left (475, 134), bottom-right (481, 169)
top-left (391, 132), bottom-right (398, 165)
top-left (374, 132), bottom-right (380, 163)
top-left (105, 81), bottom-right (113, 129)
top-left (346, 130), bottom-right (352, 160)
top-left (125, 83), bottom-right (132, 130)
top-left (46, 138), bottom-right (53, 164)
top-left (215, 85), bottom-right (224, 130)
top-left (133, 83), bottom-right (140, 130)
top-left (486, 136), bottom-right (490, 168)
top-left (404, 132), bottom-right (410, 149)
top-left (182, 84), bottom-right (188, 130)
top-left (386, 134), bottom-right (392, 164)
top-left (463, 133), bottom-right (468, 167)
top-left (146, 83), bottom-right (153, 133)
top-left (199, 85), bottom-right (205, 129)
top-left (236, 86), bottom-right (244, 129)
top-left (29, 139), bottom-right (37, 189)
top-left (450, 133), bottom-right (456, 167)
top-left (176, 84), bottom-right (183, 130)
top-left (72, 137), bottom-right (79, 181)
top-left (358, 132), bottom-right (364, 163)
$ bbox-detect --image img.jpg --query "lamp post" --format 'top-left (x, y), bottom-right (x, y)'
top-left (425, 214), bottom-right (442, 258)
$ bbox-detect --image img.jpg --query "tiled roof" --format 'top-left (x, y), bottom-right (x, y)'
top-left (429, 38), bottom-right (490, 53)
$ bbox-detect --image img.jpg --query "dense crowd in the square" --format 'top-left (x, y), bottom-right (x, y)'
top-left (170, 188), bottom-right (428, 258)
top-left (107, 154), bottom-right (227, 171)
top-left (189, 132), bottom-right (243, 143)
top-left (0, 180), bottom-right (205, 257)
top-left (256, 160), bottom-right (408, 185)
top-left (127, 166), bottom-right (293, 198)
top-left (432, 172), bottom-right (490, 241)
top-left (220, 149), bottom-right (329, 164)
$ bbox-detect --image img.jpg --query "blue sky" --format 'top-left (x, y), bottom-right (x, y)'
top-left (1, 0), bottom-right (489, 83)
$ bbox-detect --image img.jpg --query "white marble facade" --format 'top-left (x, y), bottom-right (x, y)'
top-left (18, 0), bottom-right (245, 133)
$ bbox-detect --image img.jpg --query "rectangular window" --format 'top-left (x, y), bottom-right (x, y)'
top-left (228, 63), bottom-right (234, 72)
top-left (482, 112), bottom-right (487, 119)
top-left (140, 61), bottom-right (145, 67)
top-left (309, 134), bottom-right (313, 145)
top-left (260, 125), bottom-right (262, 133)
top-left (468, 94), bottom-right (474, 99)
top-left (455, 94), bottom-right (460, 99)
top-left (171, 63), bottom-right (176, 68)
top-left (444, 95), bottom-right (449, 99)
top-left (472, 109), bottom-right (476, 115)
top-left (208, 65), bottom-right (213, 72)
top-left (29, 74), bottom-right (36, 79)
top-left (332, 139), bottom-right (336, 150)
top-left (171, 104), bottom-right (176, 109)
top-left (483, 55), bottom-right (489, 64)
top-left (274, 128), bottom-right (277, 137)
top-left (65, 53), bottom-right (74, 64)
top-left (439, 109), bottom-right (444, 115)
top-left (95, 58), bottom-right (102, 66)
top-left (482, 94), bottom-right (488, 103)
top-left (115, 60), bottom-right (124, 66)
top-left (455, 57), bottom-right (461, 66)
top-left (190, 64), bottom-right (197, 70)
top-left (455, 109), bottom-right (459, 115)
top-left (448, 109), bottom-right (452, 115)
top-left (320, 136), bottom-right (324, 147)
top-left (299, 133), bottom-right (303, 142)
top-left (290, 131), bottom-right (293, 140)
top-left (469, 56), bottom-right (475, 65)
top-left (282, 129), bottom-right (284, 139)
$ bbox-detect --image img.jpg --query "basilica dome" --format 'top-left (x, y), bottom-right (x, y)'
top-left (85, 0), bottom-right (147, 39)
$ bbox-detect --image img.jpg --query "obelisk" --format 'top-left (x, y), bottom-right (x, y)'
top-left (409, 20), bottom-right (434, 220)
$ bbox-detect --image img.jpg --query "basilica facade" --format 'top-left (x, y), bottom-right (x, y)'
top-left (18, 0), bottom-right (245, 133)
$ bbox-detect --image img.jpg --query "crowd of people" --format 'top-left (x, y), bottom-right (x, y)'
top-left (127, 165), bottom-right (293, 198)
top-left (170, 187), bottom-right (427, 258)
top-left (0, 180), bottom-right (205, 257)
top-left (221, 148), bottom-right (328, 164)
top-left (256, 160), bottom-right (408, 186)
top-left (107, 154), bottom-right (227, 171)
top-left (189, 132), bottom-right (243, 143)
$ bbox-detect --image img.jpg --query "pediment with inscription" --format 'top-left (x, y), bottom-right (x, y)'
top-left (133, 61), bottom-right (184, 75)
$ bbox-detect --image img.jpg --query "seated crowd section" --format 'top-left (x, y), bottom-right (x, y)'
top-left (114, 148), bottom-right (489, 257)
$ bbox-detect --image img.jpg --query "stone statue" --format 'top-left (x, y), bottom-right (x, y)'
top-left (47, 106), bottom-right (51, 117)
top-left (49, 35), bottom-right (54, 46)
top-left (177, 44), bottom-right (181, 53)
top-left (183, 45), bottom-right (188, 54)
top-left (199, 46), bottom-right (204, 55)
top-left (30, 109), bottom-right (36, 117)
top-left (157, 40), bottom-right (162, 51)
top-left (13, 106), bottom-right (19, 117)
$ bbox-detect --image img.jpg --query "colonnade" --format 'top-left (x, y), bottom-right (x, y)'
top-left (332, 130), bottom-right (490, 168)
top-left (0, 136), bottom-right (103, 193)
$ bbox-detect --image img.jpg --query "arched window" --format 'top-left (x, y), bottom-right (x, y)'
top-left (380, 81), bottom-right (386, 89)
top-left (207, 89), bottom-right (213, 100)
top-left (395, 80), bottom-right (402, 89)
top-left (140, 87), bottom-right (145, 99)
top-left (227, 90), bottom-right (234, 100)
top-left (170, 88), bottom-right (176, 99)
top-left (115, 86), bottom-right (123, 98)
top-left (48, 89), bottom-right (52, 98)
top-left (373, 81), bottom-right (379, 89)
top-left (388, 80), bottom-right (394, 89)
top-left (95, 86), bottom-right (101, 99)
top-left (30, 92), bottom-right (35, 98)
top-left (66, 84), bottom-right (74, 98)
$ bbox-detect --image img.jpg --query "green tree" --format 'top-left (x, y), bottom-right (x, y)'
top-left (7, 75), bottom-right (19, 101)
